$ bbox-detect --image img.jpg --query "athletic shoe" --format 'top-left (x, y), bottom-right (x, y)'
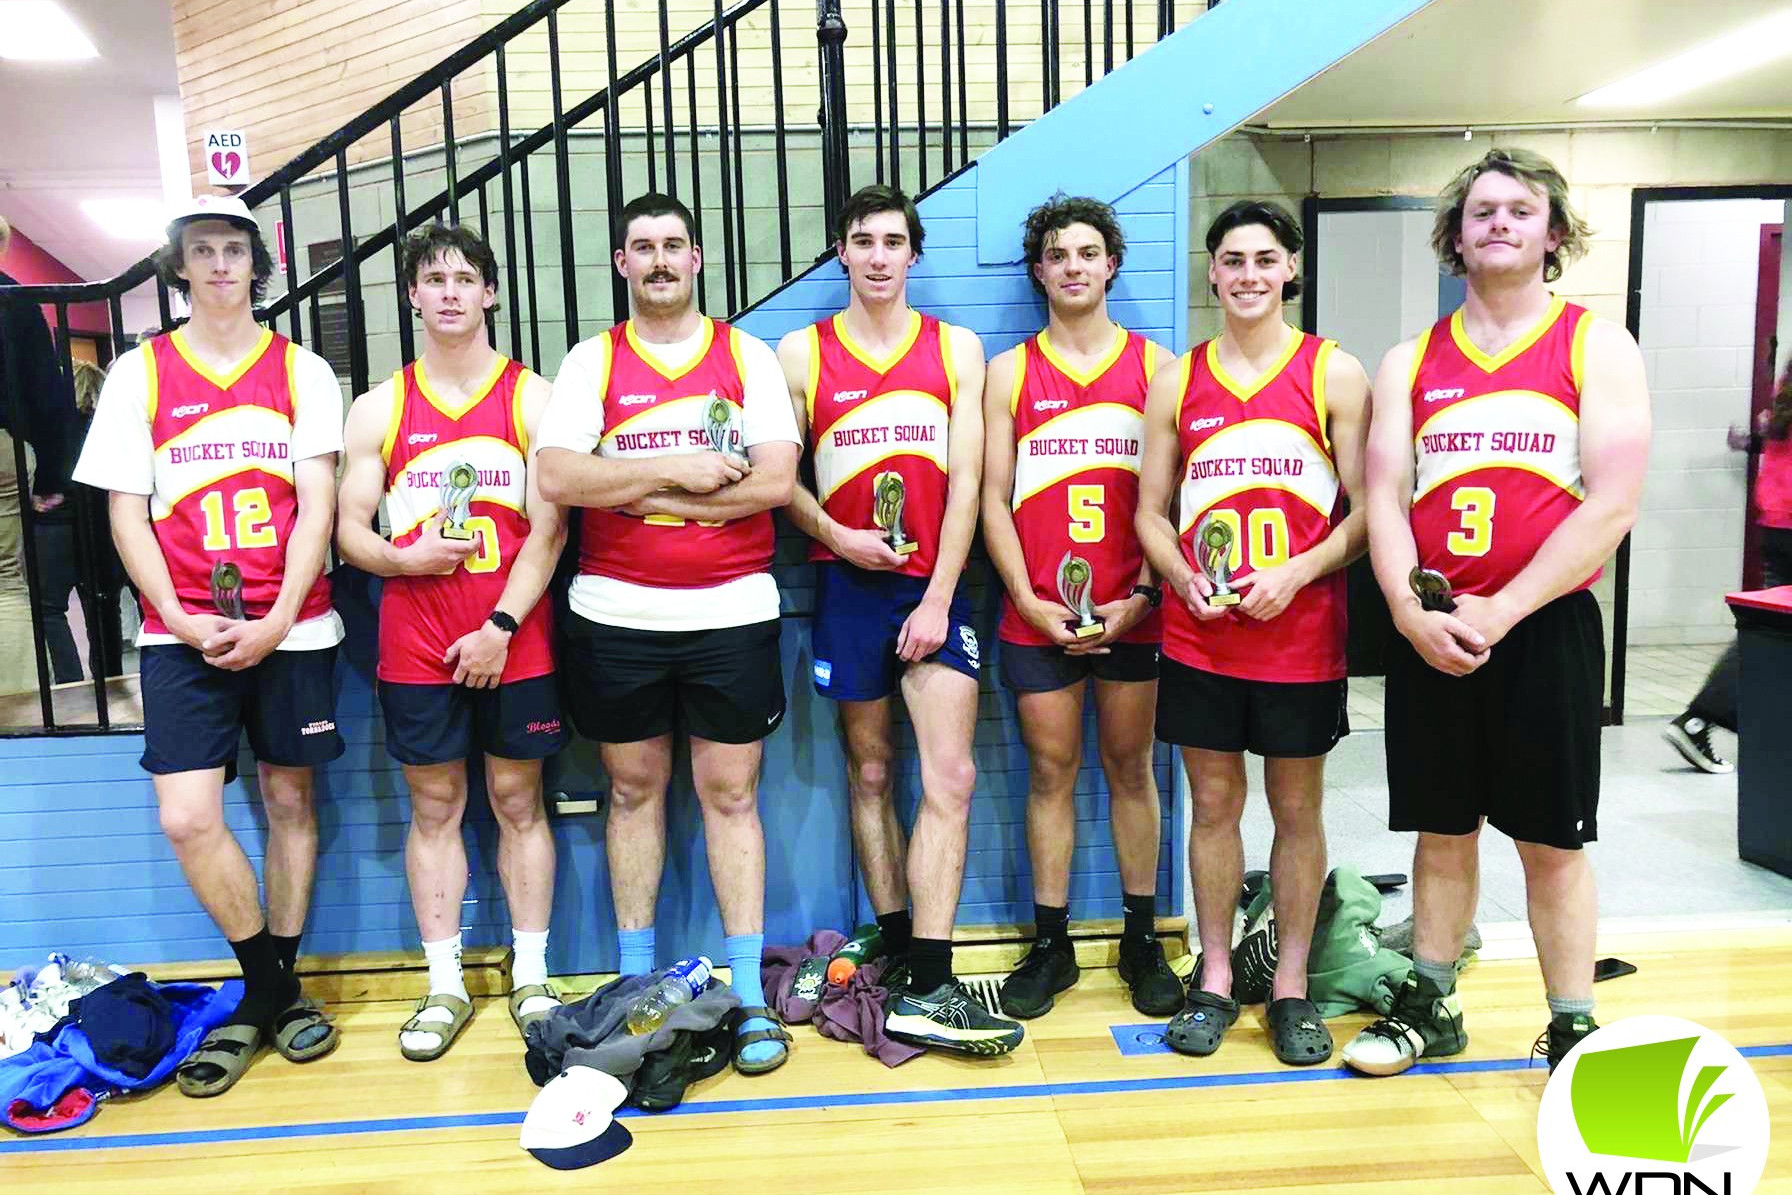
top-left (1117, 934), bottom-right (1183, 1017)
top-left (886, 980), bottom-right (1025, 1055)
top-left (998, 937), bottom-right (1078, 1019)
top-left (1377, 915), bottom-right (1482, 957)
top-left (1662, 713), bottom-right (1733, 774)
top-left (1532, 1012), bottom-right (1598, 1073)
top-left (1340, 972), bottom-right (1467, 1076)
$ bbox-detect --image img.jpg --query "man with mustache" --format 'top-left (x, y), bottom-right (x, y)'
top-left (537, 193), bottom-right (799, 1075)
top-left (1344, 148), bottom-right (1650, 1076)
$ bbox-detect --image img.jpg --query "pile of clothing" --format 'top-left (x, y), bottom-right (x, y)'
top-left (762, 930), bottom-right (922, 1067)
top-left (1, 956), bottom-right (124, 1059)
top-left (0, 957), bottom-right (239, 1133)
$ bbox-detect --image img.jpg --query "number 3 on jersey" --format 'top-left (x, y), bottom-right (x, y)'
top-left (1205, 507), bottom-right (1289, 571)
top-left (1446, 486), bottom-right (1495, 557)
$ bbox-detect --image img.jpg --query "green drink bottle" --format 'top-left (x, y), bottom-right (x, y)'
top-left (826, 924), bottom-right (886, 986)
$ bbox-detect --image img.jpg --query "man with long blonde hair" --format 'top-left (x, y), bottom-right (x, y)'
top-left (1345, 148), bottom-right (1651, 1076)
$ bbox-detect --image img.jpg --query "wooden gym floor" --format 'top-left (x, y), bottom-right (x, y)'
top-left (3, 923), bottom-right (1789, 1193)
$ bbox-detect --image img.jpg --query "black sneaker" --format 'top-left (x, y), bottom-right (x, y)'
top-left (1117, 935), bottom-right (1183, 1017)
top-left (1663, 714), bottom-right (1733, 774)
top-left (886, 980), bottom-right (1025, 1055)
top-left (998, 937), bottom-right (1078, 1019)
top-left (631, 1019), bottom-right (732, 1110)
top-left (1532, 1012), bottom-right (1598, 1072)
top-left (1341, 972), bottom-right (1467, 1076)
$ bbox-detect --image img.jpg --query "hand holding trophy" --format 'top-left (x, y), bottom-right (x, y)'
top-left (1056, 551), bottom-right (1104, 639)
top-left (872, 470), bottom-right (917, 556)
top-left (703, 395), bottom-right (749, 466)
top-left (438, 461), bottom-right (479, 541)
top-left (210, 560), bottom-right (246, 620)
top-left (1408, 566), bottom-right (1457, 613)
top-left (1195, 513), bottom-right (1241, 607)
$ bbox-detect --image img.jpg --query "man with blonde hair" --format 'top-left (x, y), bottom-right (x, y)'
top-left (1344, 148), bottom-right (1650, 1076)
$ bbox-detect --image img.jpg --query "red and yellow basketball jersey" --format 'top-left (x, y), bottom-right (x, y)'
top-left (378, 355), bottom-right (554, 684)
top-left (577, 317), bottom-right (774, 588)
top-left (1001, 326), bottom-right (1162, 646)
top-left (1409, 297), bottom-right (1595, 597)
top-left (142, 328), bottom-right (332, 635)
top-left (806, 311), bottom-right (955, 578)
top-left (1163, 331), bottom-right (1346, 683)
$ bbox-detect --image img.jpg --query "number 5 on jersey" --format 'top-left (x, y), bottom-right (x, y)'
top-left (1068, 484), bottom-right (1105, 543)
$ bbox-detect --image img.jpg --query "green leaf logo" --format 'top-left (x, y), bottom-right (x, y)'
top-left (1570, 1036), bottom-right (1734, 1163)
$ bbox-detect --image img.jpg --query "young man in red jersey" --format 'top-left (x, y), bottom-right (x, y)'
top-left (337, 224), bottom-right (567, 1060)
top-left (536, 193), bottom-right (798, 1076)
top-left (1343, 148), bottom-right (1650, 1076)
top-left (981, 194), bottom-right (1181, 1020)
top-left (1137, 200), bottom-right (1370, 1065)
top-left (73, 195), bottom-right (344, 1095)
top-left (779, 184), bottom-right (1023, 1055)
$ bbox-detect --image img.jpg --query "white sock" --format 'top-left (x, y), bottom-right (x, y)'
top-left (400, 935), bottom-right (467, 1054)
top-left (512, 928), bottom-right (558, 1018)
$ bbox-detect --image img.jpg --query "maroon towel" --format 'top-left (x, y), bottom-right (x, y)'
top-left (814, 957), bottom-right (922, 1068)
top-left (762, 930), bottom-right (846, 1025)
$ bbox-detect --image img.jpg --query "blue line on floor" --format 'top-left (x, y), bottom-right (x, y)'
top-left (5, 1043), bottom-right (1788, 1155)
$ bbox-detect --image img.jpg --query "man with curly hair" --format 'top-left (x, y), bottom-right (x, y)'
top-left (1344, 148), bottom-right (1651, 1076)
top-left (981, 194), bottom-right (1181, 1020)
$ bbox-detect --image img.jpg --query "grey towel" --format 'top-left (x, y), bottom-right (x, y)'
top-left (525, 971), bottom-right (741, 1085)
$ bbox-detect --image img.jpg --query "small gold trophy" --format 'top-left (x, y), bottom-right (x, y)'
top-left (1408, 566), bottom-right (1457, 613)
top-left (872, 471), bottom-right (917, 556)
top-left (210, 561), bottom-right (245, 619)
top-left (1057, 551), bottom-right (1104, 639)
top-left (703, 394), bottom-right (745, 463)
top-left (1196, 513), bottom-right (1241, 607)
top-left (439, 461), bottom-right (478, 541)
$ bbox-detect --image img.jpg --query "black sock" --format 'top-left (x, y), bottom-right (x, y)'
top-left (1122, 892), bottom-right (1156, 944)
top-left (228, 929), bottom-right (296, 1029)
top-left (272, 932), bottom-right (302, 977)
top-left (1034, 903), bottom-right (1069, 942)
top-left (908, 937), bottom-right (953, 994)
top-left (876, 909), bottom-right (914, 957)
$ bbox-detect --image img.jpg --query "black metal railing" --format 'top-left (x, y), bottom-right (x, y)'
top-left (0, 0), bottom-right (1208, 733)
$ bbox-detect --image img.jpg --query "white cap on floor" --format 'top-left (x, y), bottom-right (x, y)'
top-left (519, 1066), bottom-right (634, 1170)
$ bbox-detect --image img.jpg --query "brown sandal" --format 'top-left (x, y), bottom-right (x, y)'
top-left (399, 992), bottom-right (473, 1062)
top-left (176, 1023), bottom-right (264, 1097)
top-left (508, 984), bottom-right (560, 1038)
top-left (270, 995), bottom-right (339, 1063)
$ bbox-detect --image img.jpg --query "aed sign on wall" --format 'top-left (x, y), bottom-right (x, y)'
top-left (204, 130), bottom-right (250, 186)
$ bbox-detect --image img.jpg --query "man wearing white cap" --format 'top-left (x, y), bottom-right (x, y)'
top-left (73, 194), bottom-right (346, 1096)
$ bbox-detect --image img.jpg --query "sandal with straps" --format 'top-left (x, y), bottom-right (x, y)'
top-left (508, 983), bottom-right (560, 1038)
top-left (176, 1023), bottom-right (264, 1097)
top-left (271, 995), bottom-right (339, 1063)
top-left (398, 992), bottom-right (473, 1062)
top-left (1267, 997), bottom-right (1333, 1066)
top-left (730, 1004), bottom-right (792, 1075)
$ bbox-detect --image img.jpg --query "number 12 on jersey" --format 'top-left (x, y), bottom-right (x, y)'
top-left (1202, 507), bottom-right (1290, 572)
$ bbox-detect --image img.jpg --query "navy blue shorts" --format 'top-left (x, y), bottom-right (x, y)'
top-left (378, 673), bottom-right (569, 766)
top-left (998, 639), bottom-right (1160, 694)
top-left (139, 644), bottom-right (343, 775)
top-left (810, 562), bottom-right (981, 701)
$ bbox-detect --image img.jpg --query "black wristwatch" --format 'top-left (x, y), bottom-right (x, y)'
top-left (1129, 584), bottom-right (1163, 609)
top-left (488, 610), bottom-right (519, 635)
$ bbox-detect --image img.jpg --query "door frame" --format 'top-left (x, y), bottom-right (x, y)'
top-left (1624, 185), bottom-right (1792, 723)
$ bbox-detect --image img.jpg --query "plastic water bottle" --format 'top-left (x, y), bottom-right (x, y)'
top-left (625, 956), bottom-right (712, 1035)
top-left (826, 925), bottom-right (886, 986)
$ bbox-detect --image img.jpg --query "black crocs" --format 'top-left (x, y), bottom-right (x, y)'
top-left (1166, 989), bottom-right (1239, 1057)
top-left (1267, 997), bottom-right (1333, 1066)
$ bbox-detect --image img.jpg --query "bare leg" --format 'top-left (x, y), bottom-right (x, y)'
top-left (901, 662), bottom-right (979, 941)
top-left (1411, 828), bottom-right (1481, 968)
top-left (1184, 747), bottom-right (1246, 996)
top-left (689, 737), bottom-right (767, 937)
top-left (486, 756), bottom-right (554, 934)
top-left (1262, 755), bottom-right (1327, 1002)
top-left (402, 761), bottom-right (471, 942)
top-left (839, 697), bottom-right (909, 916)
top-left (258, 763), bottom-right (318, 938)
top-left (1515, 840), bottom-right (1596, 1002)
top-left (602, 736), bottom-right (674, 931)
top-left (1015, 682), bottom-right (1085, 908)
top-left (1092, 677), bottom-right (1161, 898)
top-left (156, 767), bottom-right (264, 940)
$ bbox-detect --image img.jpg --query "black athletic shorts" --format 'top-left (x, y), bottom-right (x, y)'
top-left (378, 674), bottom-right (568, 766)
top-left (1385, 589), bottom-right (1603, 850)
top-left (140, 643), bottom-right (343, 774)
top-left (1155, 656), bottom-right (1348, 758)
top-left (998, 639), bottom-right (1160, 694)
top-left (561, 614), bottom-right (785, 745)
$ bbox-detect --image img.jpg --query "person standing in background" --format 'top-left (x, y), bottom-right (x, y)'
top-left (1662, 367), bottom-right (1792, 773)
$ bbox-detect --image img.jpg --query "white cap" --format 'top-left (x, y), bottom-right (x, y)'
top-left (166, 194), bottom-right (259, 242)
top-left (519, 1066), bottom-right (634, 1170)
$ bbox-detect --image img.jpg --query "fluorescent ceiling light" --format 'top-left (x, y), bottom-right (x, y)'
top-left (0, 2), bottom-right (99, 60)
top-left (83, 198), bottom-right (167, 241)
top-left (1577, 8), bottom-right (1792, 108)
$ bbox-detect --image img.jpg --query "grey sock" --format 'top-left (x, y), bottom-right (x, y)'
top-left (1413, 956), bottom-right (1457, 989)
top-left (1547, 993), bottom-right (1594, 1018)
